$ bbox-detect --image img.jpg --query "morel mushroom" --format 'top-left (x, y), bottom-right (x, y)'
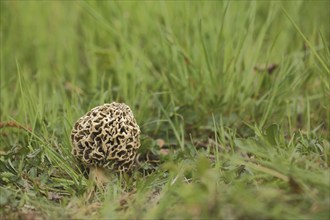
top-left (71, 102), bottom-right (141, 184)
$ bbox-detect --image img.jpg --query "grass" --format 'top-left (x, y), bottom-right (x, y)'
top-left (0, 1), bottom-right (329, 219)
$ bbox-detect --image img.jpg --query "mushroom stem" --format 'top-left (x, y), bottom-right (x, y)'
top-left (83, 167), bottom-right (110, 201)
top-left (89, 166), bottom-right (110, 189)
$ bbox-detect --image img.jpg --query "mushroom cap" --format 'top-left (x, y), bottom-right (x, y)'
top-left (71, 102), bottom-right (141, 173)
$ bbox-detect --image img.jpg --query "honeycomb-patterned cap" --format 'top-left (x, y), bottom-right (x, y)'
top-left (71, 102), bottom-right (140, 173)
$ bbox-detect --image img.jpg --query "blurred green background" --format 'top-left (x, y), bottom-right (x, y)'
top-left (1, 1), bottom-right (329, 131)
